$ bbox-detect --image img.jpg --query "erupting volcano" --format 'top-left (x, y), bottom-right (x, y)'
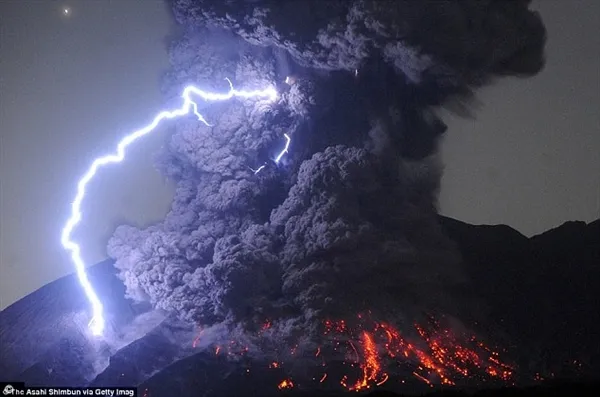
top-left (2, 1), bottom-right (599, 396)
top-left (190, 313), bottom-right (516, 393)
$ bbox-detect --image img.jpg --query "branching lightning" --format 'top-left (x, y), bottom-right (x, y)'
top-left (61, 78), bottom-right (278, 336)
top-left (249, 132), bottom-right (292, 174)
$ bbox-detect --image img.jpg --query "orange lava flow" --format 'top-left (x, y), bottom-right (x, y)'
top-left (192, 314), bottom-right (514, 392)
top-left (321, 314), bottom-right (514, 391)
top-left (348, 331), bottom-right (384, 391)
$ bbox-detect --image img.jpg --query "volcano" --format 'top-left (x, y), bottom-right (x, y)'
top-left (3, 1), bottom-right (598, 396)
top-left (2, 216), bottom-right (598, 396)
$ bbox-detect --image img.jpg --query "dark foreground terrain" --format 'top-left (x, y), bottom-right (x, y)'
top-left (302, 382), bottom-right (600, 397)
top-left (1, 216), bottom-right (598, 396)
top-left (329, 382), bottom-right (599, 397)
top-left (144, 381), bottom-right (600, 397)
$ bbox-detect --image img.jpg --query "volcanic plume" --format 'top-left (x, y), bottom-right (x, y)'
top-left (106, 0), bottom-right (547, 390)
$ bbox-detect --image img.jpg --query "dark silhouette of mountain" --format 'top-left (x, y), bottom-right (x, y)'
top-left (438, 217), bottom-right (600, 376)
top-left (1, 217), bottom-right (598, 396)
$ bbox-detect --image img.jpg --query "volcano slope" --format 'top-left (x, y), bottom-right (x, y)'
top-left (1, 217), bottom-right (598, 394)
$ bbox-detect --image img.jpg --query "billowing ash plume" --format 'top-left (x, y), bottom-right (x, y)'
top-left (107, 0), bottom-right (546, 356)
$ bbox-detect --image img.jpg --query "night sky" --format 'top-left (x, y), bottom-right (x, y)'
top-left (0, 0), bottom-right (598, 312)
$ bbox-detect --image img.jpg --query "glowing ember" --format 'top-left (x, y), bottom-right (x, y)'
top-left (277, 379), bottom-right (294, 389)
top-left (262, 320), bottom-right (272, 330)
top-left (190, 336), bottom-right (254, 364)
top-left (413, 371), bottom-right (432, 386)
top-left (192, 329), bottom-right (203, 348)
top-left (376, 373), bottom-right (389, 386)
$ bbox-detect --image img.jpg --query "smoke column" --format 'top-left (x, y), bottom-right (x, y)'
top-left (107, 0), bottom-right (546, 386)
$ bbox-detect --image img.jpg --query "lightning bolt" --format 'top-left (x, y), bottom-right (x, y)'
top-left (274, 133), bottom-right (291, 163)
top-left (249, 132), bottom-right (293, 174)
top-left (61, 78), bottom-right (278, 336)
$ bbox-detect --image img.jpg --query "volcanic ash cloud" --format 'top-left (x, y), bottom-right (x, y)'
top-left (108, 0), bottom-right (546, 363)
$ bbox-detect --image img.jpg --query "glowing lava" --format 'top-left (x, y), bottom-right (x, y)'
top-left (321, 314), bottom-right (514, 391)
top-left (61, 79), bottom-right (277, 336)
top-left (192, 314), bottom-right (513, 392)
top-left (345, 331), bottom-right (382, 391)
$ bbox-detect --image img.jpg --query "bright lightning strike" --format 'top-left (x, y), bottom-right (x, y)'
top-left (274, 133), bottom-right (291, 163)
top-left (61, 79), bottom-right (277, 336)
top-left (247, 132), bottom-right (292, 174)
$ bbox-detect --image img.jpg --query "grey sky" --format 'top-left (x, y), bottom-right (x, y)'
top-left (439, 1), bottom-right (600, 235)
top-left (1, 0), bottom-right (598, 309)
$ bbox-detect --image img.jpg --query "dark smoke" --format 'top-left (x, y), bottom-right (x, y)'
top-left (107, 0), bottom-right (546, 357)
